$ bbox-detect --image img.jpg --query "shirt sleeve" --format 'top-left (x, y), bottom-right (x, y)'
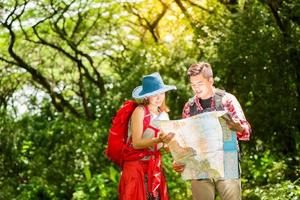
top-left (160, 112), bottom-right (170, 120)
top-left (222, 93), bottom-right (252, 141)
top-left (182, 102), bottom-right (190, 119)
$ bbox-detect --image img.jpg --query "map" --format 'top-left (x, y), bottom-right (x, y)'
top-left (157, 111), bottom-right (239, 180)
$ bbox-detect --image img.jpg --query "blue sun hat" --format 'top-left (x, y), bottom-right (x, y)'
top-left (132, 72), bottom-right (177, 99)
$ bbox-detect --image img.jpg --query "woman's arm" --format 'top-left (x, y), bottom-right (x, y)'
top-left (131, 106), bottom-right (162, 149)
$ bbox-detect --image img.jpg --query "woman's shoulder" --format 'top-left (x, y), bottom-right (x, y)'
top-left (132, 105), bottom-right (145, 117)
top-left (134, 105), bottom-right (144, 111)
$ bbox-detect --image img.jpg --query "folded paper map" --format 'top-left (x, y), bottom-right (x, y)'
top-left (157, 111), bottom-right (239, 180)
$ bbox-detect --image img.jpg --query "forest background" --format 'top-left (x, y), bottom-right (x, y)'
top-left (0, 0), bottom-right (299, 199)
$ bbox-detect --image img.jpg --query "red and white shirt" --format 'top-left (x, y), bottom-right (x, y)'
top-left (182, 90), bottom-right (251, 141)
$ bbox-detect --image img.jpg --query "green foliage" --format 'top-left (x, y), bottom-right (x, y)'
top-left (241, 147), bottom-right (300, 199)
top-left (163, 153), bottom-right (192, 199)
top-left (243, 180), bottom-right (300, 200)
top-left (212, 1), bottom-right (300, 158)
top-left (0, 110), bottom-right (110, 199)
top-left (72, 167), bottom-right (119, 199)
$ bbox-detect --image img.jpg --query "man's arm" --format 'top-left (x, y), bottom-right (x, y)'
top-left (222, 93), bottom-right (252, 141)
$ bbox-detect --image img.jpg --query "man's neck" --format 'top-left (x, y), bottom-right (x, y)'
top-left (200, 96), bottom-right (212, 100)
top-left (199, 89), bottom-right (214, 100)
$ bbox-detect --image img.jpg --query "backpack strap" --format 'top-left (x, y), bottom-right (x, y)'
top-left (188, 96), bottom-right (196, 106)
top-left (188, 97), bottom-right (199, 116)
top-left (214, 88), bottom-right (226, 111)
top-left (143, 105), bottom-right (151, 131)
top-left (143, 106), bottom-right (160, 152)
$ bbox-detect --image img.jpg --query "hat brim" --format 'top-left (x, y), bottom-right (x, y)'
top-left (132, 85), bottom-right (177, 99)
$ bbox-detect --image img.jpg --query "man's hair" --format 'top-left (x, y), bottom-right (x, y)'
top-left (187, 62), bottom-right (213, 79)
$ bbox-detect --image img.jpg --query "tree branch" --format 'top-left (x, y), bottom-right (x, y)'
top-left (125, 2), bottom-right (168, 42)
top-left (266, 0), bottom-right (288, 37)
top-left (50, 10), bottom-right (106, 95)
top-left (77, 65), bottom-right (94, 120)
top-left (1, 21), bottom-right (80, 117)
top-left (185, 0), bottom-right (213, 13)
top-left (174, 0), bottom-right (197, 29)
top-left (0, 56), bottom-right (19, 66)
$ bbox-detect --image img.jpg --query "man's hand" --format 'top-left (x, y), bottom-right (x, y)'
top-left (225, 118), bottom-right (244, 133)
top-left (173, 162), bottom-right (185, 173)
top-left (159, 132), bottom-right (175, 144)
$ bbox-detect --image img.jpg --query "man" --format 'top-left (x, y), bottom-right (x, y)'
top-left (173, 62), bottom-right (251, 200)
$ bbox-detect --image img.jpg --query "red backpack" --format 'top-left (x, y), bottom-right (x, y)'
top-left (106, 100), bottom-right (151, 168)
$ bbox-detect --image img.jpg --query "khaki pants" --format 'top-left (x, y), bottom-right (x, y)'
top-left (191, 179), bottom-right (241, 200)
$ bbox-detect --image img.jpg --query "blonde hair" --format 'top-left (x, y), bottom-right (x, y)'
top-left (137, 97), bottom-right (170, 112)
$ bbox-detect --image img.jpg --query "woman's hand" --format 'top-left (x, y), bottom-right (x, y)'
top-left (173, 162), bottom-right (185, 173)
top-left (152, 136), bottom-right (163, 144)
top-left (159, 132), bottom-right (175, 144)
top-left (163, 144), bottom-right (170, 153)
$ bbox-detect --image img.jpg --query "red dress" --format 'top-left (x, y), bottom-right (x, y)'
top-left (118, 107), bottom-right (169, 200)
top-left (118, 156), bottom-right (169, 200)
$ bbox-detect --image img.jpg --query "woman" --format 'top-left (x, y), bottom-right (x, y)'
top-left (118, 72), bottom-right (176, 200)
